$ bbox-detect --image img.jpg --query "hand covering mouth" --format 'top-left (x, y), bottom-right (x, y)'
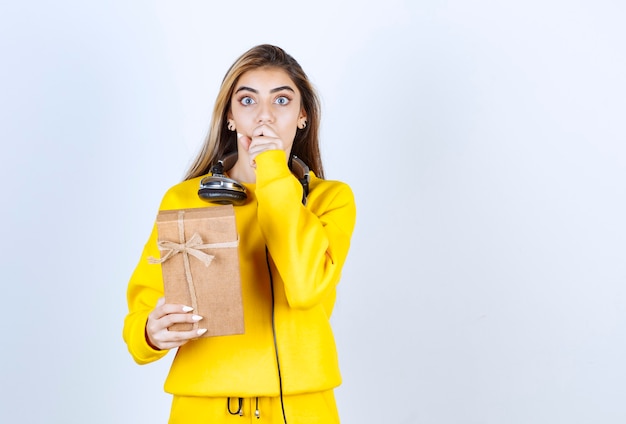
top-left (253, 124), bottom-right (273, 137)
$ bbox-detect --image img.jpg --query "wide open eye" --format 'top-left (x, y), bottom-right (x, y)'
top-left (275, 96), bottom-right (290, 105)
top-left (240, 96), bottom-right (255, 106)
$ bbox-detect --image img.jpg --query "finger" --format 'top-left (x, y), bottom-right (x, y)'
top-left (146, 314), bottom-right (206, 350)
top-left (151, 328), bottom-right (208, 350)
top-left (155, 315), bottom-right (206, 343)
top-left (249, 126), bottom-right (281, 149)
top-left (153, 311), bottom-right (203, 332)
top-left (252, 124), bottom-right (278, 138)
top-left (246, 140), bottom-right (270, 168)
top-left (248, 136), bottom-right (283, 160)
top-left (248, 141), bottom-right (287, 168)
top-left (248, 144), bottom-right (280, 160)
top-left (168, 327), bottom-right (208, 341)
top-left (248, 136), bottom-right (282, 151)
top-left (146, 302), bottom-right (195, 343)
top-left (237, 133), bottom-right (251, 151)
top-left (152, 302), bottom-right (194, 319)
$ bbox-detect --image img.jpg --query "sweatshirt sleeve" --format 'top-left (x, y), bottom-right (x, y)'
top-left (123, 178), bottom-right (206, 364)
top-left (122, 223), bottom-right (170, 365)
top-left (254, 150), bottom-right (356, 309)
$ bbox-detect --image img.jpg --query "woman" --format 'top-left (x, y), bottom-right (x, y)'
top-left (123, 44), bottom-right (356, 423)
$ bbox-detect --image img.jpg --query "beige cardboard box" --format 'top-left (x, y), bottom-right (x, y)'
top-left (151, 205), bottom-right (244, 337)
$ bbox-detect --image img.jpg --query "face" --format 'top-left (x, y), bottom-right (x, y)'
top-left (228, 67), bottom-right (306, 157)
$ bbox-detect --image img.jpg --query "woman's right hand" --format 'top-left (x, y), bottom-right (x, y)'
top-left (145, 297), bottom-right (207, 350)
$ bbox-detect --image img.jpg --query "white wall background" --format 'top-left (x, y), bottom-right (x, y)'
top-left (1, 1), bottom-right (625, 423)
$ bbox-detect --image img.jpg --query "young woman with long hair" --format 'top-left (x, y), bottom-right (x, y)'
top-left (123, 44), bottom-right (356, 423)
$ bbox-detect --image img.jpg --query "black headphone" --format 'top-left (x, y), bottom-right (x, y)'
top-left (198, 152), bottom-right (310, 206)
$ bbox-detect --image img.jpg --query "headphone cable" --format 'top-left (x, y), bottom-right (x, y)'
top-left (265, 246), bottom-right (288, 424)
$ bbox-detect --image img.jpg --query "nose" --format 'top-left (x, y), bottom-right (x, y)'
top-left (256, 101), bottom-right (274, 124)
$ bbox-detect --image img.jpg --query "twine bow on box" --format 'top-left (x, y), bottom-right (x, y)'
top-left (148, 210), bottom-right (239, 329)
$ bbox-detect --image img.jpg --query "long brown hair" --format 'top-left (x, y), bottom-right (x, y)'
top-left (183, 44), bottom-right (324, 181)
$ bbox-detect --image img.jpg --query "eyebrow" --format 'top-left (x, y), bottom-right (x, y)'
top-left (235, 85), bottom-right (296, 94)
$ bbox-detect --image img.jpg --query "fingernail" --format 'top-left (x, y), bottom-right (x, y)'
top-left (182, 306), bottom-right (193, 312)
top-left (197, 328), bottom-right (208, 336)
top-left (237, 133), bottom-right (243, 139)
top-left (191, 315), bottom-right (203, 321)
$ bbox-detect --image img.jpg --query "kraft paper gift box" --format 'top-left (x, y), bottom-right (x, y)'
top-left (149, 205), bottom-right (244, 337)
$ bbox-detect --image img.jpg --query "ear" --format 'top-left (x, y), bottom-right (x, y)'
top-left (298, 109), bottom-right (308, 129)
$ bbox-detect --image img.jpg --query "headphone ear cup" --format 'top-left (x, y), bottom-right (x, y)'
top-left (198, 175), bottom-right (247, 205)
top-left (198, 188), bottom-right (247, 205)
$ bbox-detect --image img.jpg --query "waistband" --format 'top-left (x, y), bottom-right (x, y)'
top-left (169, 391), bottom-right (339, 423)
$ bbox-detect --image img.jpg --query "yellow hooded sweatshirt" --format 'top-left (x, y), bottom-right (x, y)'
top-left (123, 150), bottom-right (356, 397)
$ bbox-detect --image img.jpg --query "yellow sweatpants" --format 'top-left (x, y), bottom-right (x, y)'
top-left (168, 390), bottom-right (339, 424)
